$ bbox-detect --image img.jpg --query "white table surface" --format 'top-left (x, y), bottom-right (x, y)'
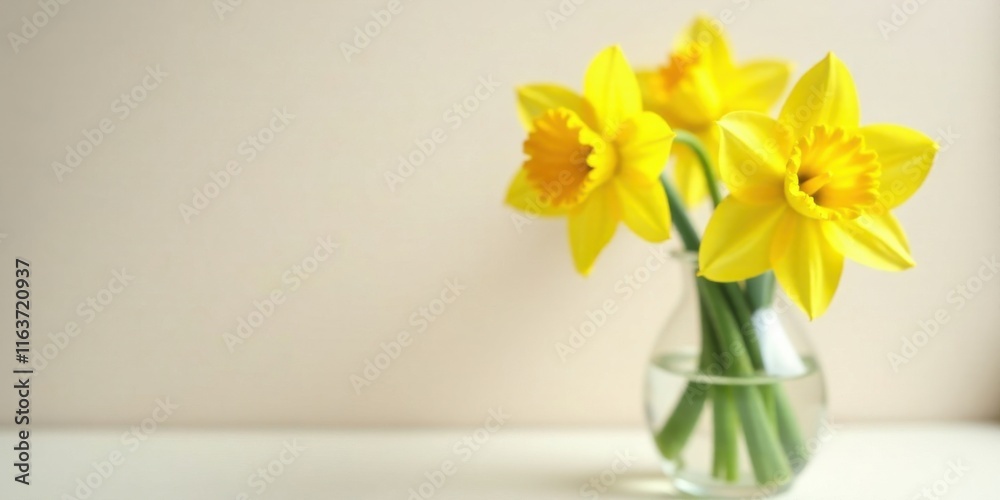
top-left (1, 423), bottom-right (997, 499)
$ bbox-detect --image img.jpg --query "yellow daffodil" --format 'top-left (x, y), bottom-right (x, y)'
top-left (506, 46), bottom-right (676, 275)
top-left (699, 53), bottom-right (938, 319)
top-left (638, 16), bottom-right (791, 206)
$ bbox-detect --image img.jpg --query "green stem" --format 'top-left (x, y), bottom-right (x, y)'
top-left (698, 278), bottom-right (792, 485)
top-left (704, 300), bottom-right (739, 482)
top-left (712, 385), bottom-right (741, 482)
top-left (654, 380), bottom-right (709, 461)
top-left (721, 277), bottom-right (806, 462)
top-left (674, 130), bottom-right (723, 208)
top-left (775, 388), bottom-right (808, 473)
top-left (721, 280), bottom-right (778, 428)
top-left (653, 290), bottom-right (716, 461)
top-left (660, 175), bottom-right (700, 252)
top-left (698, 301), bottom-right (717, 370)
top-left (721, 282), bottom-right (764, 370)
top-left (707, 288), bottom-right (740, 483)
top-left (746, 271), bottom-right (776, 311)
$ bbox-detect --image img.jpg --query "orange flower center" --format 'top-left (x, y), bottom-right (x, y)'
top-left (659, 44), bottom-right (703, 91)
top-left (522, 109), bottom-right (597, 207)
top-left (784, 126), bottom-right (880, 220)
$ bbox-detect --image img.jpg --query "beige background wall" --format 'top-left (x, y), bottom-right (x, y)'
top-left (1, 0), bottom-right (998, 427)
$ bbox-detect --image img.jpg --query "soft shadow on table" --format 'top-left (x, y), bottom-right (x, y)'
top-left (544, 470), bottom-right (718, 499)
top-left (601, 472), bottom-right (689, 498)
top-left (571, 471), bottom-right (792, 500)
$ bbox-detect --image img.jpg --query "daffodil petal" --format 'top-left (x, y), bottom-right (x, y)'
top-left (583, 45), bottom-right (642, 135)
top-left (504, 168), bottom-right (566, 216)
top-left (660, 63), bottom-right (723, 129)
top-left (771, 215), bottom-right (844, 320)
top-left (717, 111), bottom-right (792, 204)
top-left (829, 212), bottom-right (915, 271)
top-left (516, 84), bottom-right (589, 131)
top-left (568, 185), bottom-right (619, 275)
top-left (616, 111), bottom-right (675, 182)
top-left (700, 196), bottom-right (787, 282)
top-left (614, 177), bottom-right (670, 243)
top-left (672, 146), bottom-right (709, 207)
top-left (678, 16), bottom-right (733, 78)
top-left (636, 69), bottom-right (668, 116)
top-left (725, 60), bottom-right (792, 112)
top-left (860, 124), bottom-right (939, 209)
top-left (778, 53), bottom-right (859, 139)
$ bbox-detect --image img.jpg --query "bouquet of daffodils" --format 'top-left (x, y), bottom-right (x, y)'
top-left (505, 17), bottom-right (937, 489)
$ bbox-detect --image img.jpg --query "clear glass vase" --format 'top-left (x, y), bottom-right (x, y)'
top-left (644, 252), bottom-right (827, 498)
